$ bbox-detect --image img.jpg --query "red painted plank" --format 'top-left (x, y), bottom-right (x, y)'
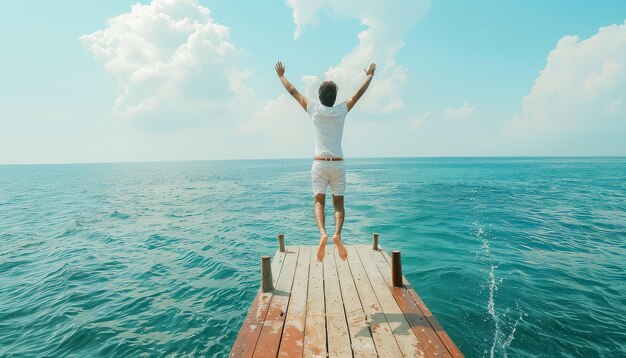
top-left (253, 248), bottom-right (300, 357)
top-left (230, 250), bottom-right (287, 358)
top-left (365, 247), bottom-right (451, 357)
top-left (278, 247), bottom-right (311, 357)
top-left (378, 246), bottom-right (464, 358)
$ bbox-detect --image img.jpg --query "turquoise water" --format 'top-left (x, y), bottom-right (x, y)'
top-left (1, 157), bottom-right (625, 357)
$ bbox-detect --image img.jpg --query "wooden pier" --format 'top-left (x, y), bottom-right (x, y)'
top-left (230, 234), bottom-right (463, 357)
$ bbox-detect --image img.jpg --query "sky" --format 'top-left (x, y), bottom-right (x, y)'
top-left (1, 0), bottom-right (625, 164)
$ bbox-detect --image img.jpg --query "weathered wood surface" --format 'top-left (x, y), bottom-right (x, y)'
top-left (304, 247), bottom-right (326, 357)
top-left (230, 244), bottom-right (464, 358)
top-left (378, 246), bottom-right (464, 358)
top-left (355, 246), bottom-right (423, 357)
top-left (334, 247), bottom-right (378, 358)
top-left (366, 246), bottom-right (450, 357)
top-left (230, 250), bottom-right (286, 358)
top-left (254, 247), bottom-right (299, 357)
top-left (347, 246), bottom-right (403, 357)
top-left (324, 248), bottom-right (351, 357)
top-left (278, 246), bottom-right (310, 357)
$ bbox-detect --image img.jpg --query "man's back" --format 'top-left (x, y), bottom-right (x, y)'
top-left (274, 61), bottom-right (376, 262)
top-left (307, 101), bottom-right (349, 159)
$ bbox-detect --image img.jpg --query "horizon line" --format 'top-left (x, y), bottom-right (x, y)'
top-left (1, 155), bottom-right (625, 166)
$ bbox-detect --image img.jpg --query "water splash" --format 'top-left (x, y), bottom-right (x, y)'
top-left (476, 229), bottom-right (525, 358)
top-left (472, 185), bottom-right (523, 358)
top-left (502, 312), bottom-right (523, 358)
top-left (487, 264), bottom-right (500, 357)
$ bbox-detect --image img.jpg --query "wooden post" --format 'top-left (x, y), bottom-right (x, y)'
top-left (261, 256), bottom-right (273, 292)
top-left (372, 233), bottom-right (379, 251)
top-left (278, 234), bottom-right (286, 253)
top-left (392, 251), bottom-right (403, 288)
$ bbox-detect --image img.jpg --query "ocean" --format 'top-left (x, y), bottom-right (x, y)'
top-left (0, 157), bottom-right (624, 357)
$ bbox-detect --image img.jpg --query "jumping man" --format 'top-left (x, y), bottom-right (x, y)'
top-left (275, 61), bottom-right (376, 261)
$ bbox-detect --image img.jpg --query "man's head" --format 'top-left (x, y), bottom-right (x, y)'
top-left (318, 81), bottom-right (338, 107)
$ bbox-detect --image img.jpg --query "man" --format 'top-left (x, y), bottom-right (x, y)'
top-left (274, 61), bottom-right (376, 261)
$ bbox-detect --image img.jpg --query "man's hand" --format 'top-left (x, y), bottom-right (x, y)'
top-left (275, 61), bottom-right (286, 77)
top-left (347, 63), bottom-right (376, 112)
top-left (364, 63), bottom-right (376, 77)
top-left (275, 61), bottom-right (307, 111)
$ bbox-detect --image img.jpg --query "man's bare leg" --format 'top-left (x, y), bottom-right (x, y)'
top-left (314, 194), bottom-right (328, 261)
top-left (332, 195), bottom-right (348, 260)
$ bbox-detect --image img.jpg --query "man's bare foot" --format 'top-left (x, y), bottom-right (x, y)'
top-left (317, 234), bottom-right (328, 262)
top-left (333, 234), bottom-right (348, 260)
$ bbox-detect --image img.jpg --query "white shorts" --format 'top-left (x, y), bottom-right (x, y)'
top-left (311, 160), bottom-right (346, 196)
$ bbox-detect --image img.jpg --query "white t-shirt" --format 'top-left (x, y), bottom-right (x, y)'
top-left (307, 101), bottom-right (348, 158)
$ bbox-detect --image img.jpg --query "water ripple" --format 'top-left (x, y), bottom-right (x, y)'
top-left (0, 158), bottom-right (625, 357)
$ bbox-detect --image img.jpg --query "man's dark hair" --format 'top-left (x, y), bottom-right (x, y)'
top-left (318, 81), bottom-right (338, 107)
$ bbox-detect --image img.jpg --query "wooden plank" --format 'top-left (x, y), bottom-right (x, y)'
top-left (355, 246), bottom-right (424, 357)
top-left (324, 248), bottom-right (352, 357)
top-left (232, 244), bottom-right (463, 358)
top-left (304, 246), bottom-right (326, 357)
top-left (334, 247), bottom-right (378, 358)
top-left (230, 250), bottom-right (287, 358)
top-left (378, 246), bottom-right (464, 358)
top-left (346, 246), bottom-right (402, 357)
top-left (278, 246), bottom-right (311, 357)
top-left (253, 247), bottom-right (300, 357)
top-left (272, 250), bottom-right (287, 287)
top-left (365, 246), bottom-right (451, 357)
top-left (403, 282), bottom-right (464, 358)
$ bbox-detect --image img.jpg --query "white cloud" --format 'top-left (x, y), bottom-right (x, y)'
top-left (81, 0), bottom-right (249, 121)
top-left (508, 20), bottom-right (626, 135)
top-left (239, 1), bottom-right (430, 157)
top-left (411, 111), bottom-right (431, 129)
top-left (605, 99), bottom-right (624, 114)
top-left (285, 0), bottom-right (430, 114)
top-left (444, 101), bottom-right (476, 120)
top-left (236, 94), bottom-right (312, 157)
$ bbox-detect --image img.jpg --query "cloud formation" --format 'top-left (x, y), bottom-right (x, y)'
top-left (285, 0), bottom-right (430, 114)
top-left (411, 111), bottom-right (431, 129)
top-left (236, 94), bottom-right (312, 157)
top-left (239, 1), bottom-right (431, 155)
top-left (81, 0), bottom-right (247, 120)
top-left (444, 101), bottom-right (476, 120)
top-left (509, 20), bottom-right (626, 135)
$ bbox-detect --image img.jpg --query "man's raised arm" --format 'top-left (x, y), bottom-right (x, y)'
top-left (345, 63), bottom-right (376, 112)
top-left (275, 61), bottom-right (307, 112)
